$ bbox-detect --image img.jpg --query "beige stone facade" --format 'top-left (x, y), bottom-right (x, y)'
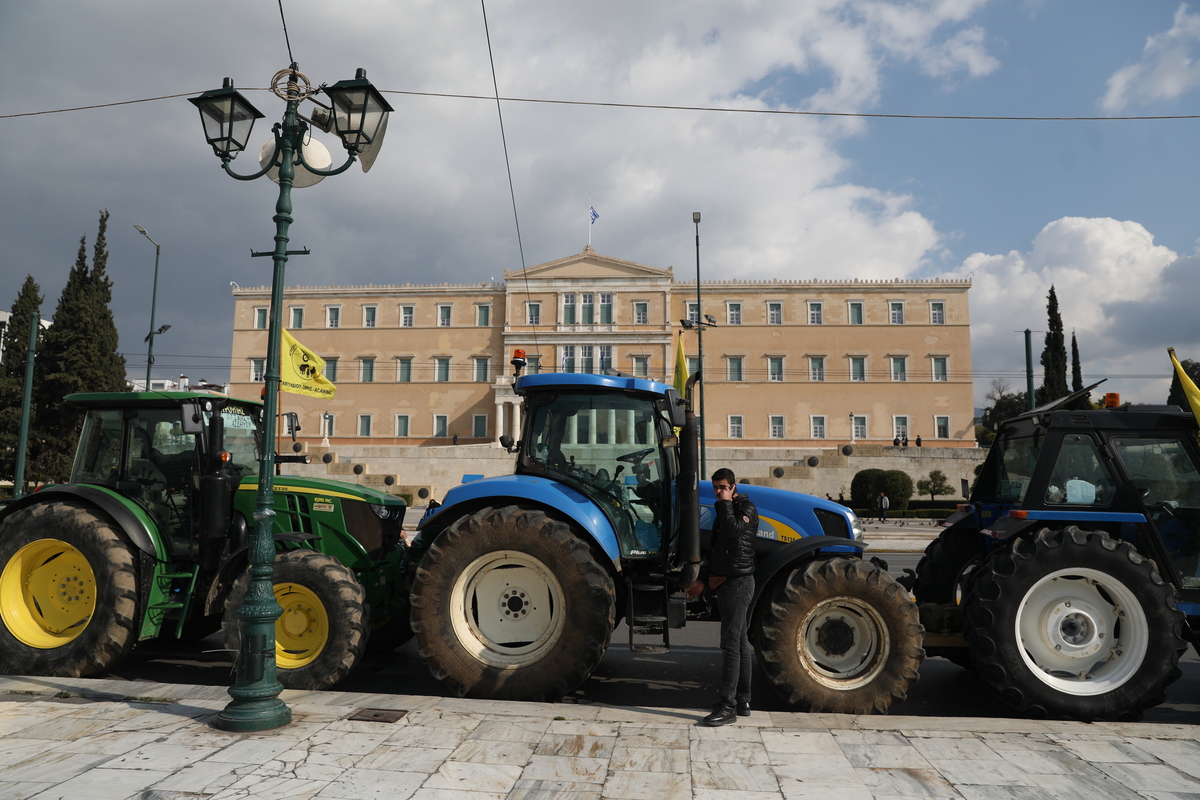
top-left (229, 247), bottom-right (975, 451)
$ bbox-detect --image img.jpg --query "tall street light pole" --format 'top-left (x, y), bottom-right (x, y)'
top-left (133, 225), bottom-right (164, 391)
top-left (693, 212), bottom-right (707, 478)
top-left (190, 64), bottom-right (391, 732)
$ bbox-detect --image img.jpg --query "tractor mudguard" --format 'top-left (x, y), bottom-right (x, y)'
top-left (416, 474), bottom-right (621, 561)
top-left (939, 508), bottom-right (978, 532)
top-left (0, 485), bottom-right (161, 559)
top-left (750, 535), bottom-right (862, 609)
top-left (982, 515), bottom-right (1043, 541)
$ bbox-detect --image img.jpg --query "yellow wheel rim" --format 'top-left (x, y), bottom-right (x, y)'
top-left (274, 582), bottom-right (328, 669)
top-left (0, 539), bottom-right (96, 648)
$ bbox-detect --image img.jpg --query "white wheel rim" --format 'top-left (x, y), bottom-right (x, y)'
top-left (450, 549), bottom-right (566, 668)
top-left (1015, 567), bottom-right (1148, 695)
top-left (796, 596), bottom-right (890, 689)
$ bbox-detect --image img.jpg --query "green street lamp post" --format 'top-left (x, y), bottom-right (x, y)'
top-left (133, 225), bottom-right (169, 391)
top-left (190, 64), bottom-right (392, 732)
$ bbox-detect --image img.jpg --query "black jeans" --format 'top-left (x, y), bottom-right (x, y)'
top-left (717, 574), bottom-right (754, 707)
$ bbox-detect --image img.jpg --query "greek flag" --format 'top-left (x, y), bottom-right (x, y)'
top-left (589, 205), bottom-right (599, 224)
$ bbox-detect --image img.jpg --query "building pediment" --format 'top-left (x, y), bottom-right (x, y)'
top-left (505, 246), bottom-right (672, 282)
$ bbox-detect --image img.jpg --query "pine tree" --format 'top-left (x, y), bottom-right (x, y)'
top-left (1037, 285), bottom-right (1068, 405)
top-left (1070, 330), bottom-right (1090, 407)
top-left (33, 210), bottom-right (128, 481)
top-left (0, 276), bottom-right (44, 485)
top-left (1167, 356), bottom-right (1200, 409)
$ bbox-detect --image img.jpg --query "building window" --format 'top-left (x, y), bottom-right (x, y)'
top-left (768, 357), bottom-right (784, 382)
top-left (727, 357), bottom-right (744, 382)
top-left (360, 357), bottom-right (375, 383)
top-left (254, 307), bottom-right (268, 329)
top-left (395, 414), bottom-right (409, 437)
top-left (436, 358), bottom-right (450, 382)
top-left (562, 293), bottom-right (577, 324)
top-left (769, 415), bottom-right (785, 439)
top-left (890, 302), bottom-right (904, 325)
top-left (853, 415), bottom-right (867, 440)
top-left (811, 416), bottom-right (826, 439)
top-left (850, 357), bottom-right (866, 382)
top-left (599, 345), bottom-right (613, 372)
top-left (936, 415), bottom-right (950, 438)
top-left (325, 358), bottom-right (338, 383)
top-left (289, 307), bottom-right (304, 329)
top-left (434, 415), bottom-right (448, 438)
top-left (397, 357), bottom-right (412, 382)
top-left (363, 306), bottom-right (377, 328)
top-left (476, 305), bottom-right (490, 327)
top-left (729, 416), bottom-right (743, 439)
top-left (891, 357), bottom-right (907, 382)
top-left (687, 356), bottom-right (700, 375)
top-left (326, 307), bottom-right (340, 328)
top-left (932, 356), bottom-right (948, 382)
top-left (580, 345), bottom-right (594, 374)
top-left (632, 356), bottom-right (649, 377)
top-left (894, 416), bottom-right (909, 439)
top-left (687, 302), bottom-right (699, 324)
top-left (358, 415), bottom-right (372, 437)
top-left (581, 293), bottom-right (594, 324)
top-left (727, 302), bottom-right (742, 325)
top-left (527, 302), bottom-right (540, 326)
top-left (438, 305), bottom-right (452, 327)
top-left (401, 305), bottom-right (414, 327)
top-left (561, 345), bottom-right (576, 373)
top-left (527, 356), bottom-right (541, 375)
top-left (809, 357), bottom-right (825, 382)
top-left (474, 358), bottom-right (489, 382)
top-left (768, 302), bottom-right (782, 325)
top-left (600, 294), bottom-right (613, 324)
top-left (808, 302), bottom-right (823, 325)
top-left (849, 301), bottom-right (864, 325)
top-left (473, 414), bottom-right (488, 438)
top-left (634, 302), bottom-right (648, 325)
top-left (322, 413), bottom-right (335, 437)
top-left (251, 359), bottom-right (265, 381)
top-left (930, 301), bottom-right (945, 325)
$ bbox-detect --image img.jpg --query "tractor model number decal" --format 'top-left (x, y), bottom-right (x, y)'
top-left (313, 498), bottom-right (335, 513)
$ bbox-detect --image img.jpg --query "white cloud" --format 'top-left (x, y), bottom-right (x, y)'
top-left (1100, 3), bottom-right (1200, 112)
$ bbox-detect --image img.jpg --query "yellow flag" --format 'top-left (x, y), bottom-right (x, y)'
top-left (673, 332), bottom-right (689, 395)
top-left (1168, 347), bottom-right (1200, 428)
top-left (280, 329), bottom-right (336, 398)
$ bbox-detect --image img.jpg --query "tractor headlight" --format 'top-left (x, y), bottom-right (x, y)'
top-left (848, 511), bottom-right (864, 541)
top-left (369, 503), bottom-right (392, 520)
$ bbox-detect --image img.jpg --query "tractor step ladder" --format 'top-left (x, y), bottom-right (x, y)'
top-left (147, 565), bottom-right (201, 639)
top-left (627, 574), bottom-right (670, 654)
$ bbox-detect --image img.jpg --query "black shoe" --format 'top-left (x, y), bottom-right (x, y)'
top-left (736, 701), bottom-right (750, 717)
top-left (703, 703), bottom-right (737, 727)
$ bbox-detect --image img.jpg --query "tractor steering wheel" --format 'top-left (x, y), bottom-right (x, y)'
top-left (616, 447), bottom-right (655, 465)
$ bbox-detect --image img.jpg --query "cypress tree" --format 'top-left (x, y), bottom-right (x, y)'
top-left (1037, 285), bottom-right (1068, 405)
top-left (1167, 357), bottom-right (1200, 409)
top-left (1070, 330), bottom-right (1090, 407)
top-left (0, 276), bottom-right (44, 485)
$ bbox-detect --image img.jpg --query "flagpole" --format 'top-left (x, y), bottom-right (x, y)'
top-left (588, 200), bottom-right (592, 247)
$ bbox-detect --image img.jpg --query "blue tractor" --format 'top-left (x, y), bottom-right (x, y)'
top-left (407, 361), bottom-right (923, 713)
top-left (912, 384), bottom-right (1199, 720)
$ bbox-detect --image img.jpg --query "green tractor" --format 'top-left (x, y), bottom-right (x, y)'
top-left (0, 391), bottom-right (409, 689)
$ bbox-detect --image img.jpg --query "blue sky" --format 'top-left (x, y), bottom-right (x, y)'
top-left (1, 1), bottom-right (1199, 405)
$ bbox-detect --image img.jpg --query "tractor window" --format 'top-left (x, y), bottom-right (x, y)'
top-left (1043, 434), bottom-right (1116, 506)
top-left (219, 404), bottom-right (261, 480)
top-left (1113, 436), bottom-right (1200, 587)
top-left (978, 435), bottom-right (1040, 503)
top-left (71, 410), bottom-right (124, 486)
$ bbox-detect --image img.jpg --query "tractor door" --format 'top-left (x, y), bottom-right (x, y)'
top-left (127, 411), bottom-right (202, 559)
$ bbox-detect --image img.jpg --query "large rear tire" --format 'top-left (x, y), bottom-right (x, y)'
top-left (913, 529), bottom-right (983, 604)
top-left (755, 557), bottom-right (924, 714)
top-left (0, 502), bottom-right (139, 677)
top-left (222, 549), bottom-right (368, 690)
top-left (965, 527), bottom-right (1186, 721)
top-left (409, 506), bottom-right (615, 701)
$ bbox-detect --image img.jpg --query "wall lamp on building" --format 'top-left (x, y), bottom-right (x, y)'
top-left (190, 64), bottom-right (392, 734)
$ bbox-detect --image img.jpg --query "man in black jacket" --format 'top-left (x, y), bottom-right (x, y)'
top-left (687, 467), bottom-right (759, 726)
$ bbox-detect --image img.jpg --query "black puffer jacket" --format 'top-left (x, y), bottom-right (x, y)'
top-left (706, 492), bottom-right (759, 577)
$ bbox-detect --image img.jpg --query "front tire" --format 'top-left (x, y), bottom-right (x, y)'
top-left (409, 506), bottom-right (615, 701)
top-left (964, 527), bottom-right (1186, 721)
top-left (0, 502), bottom-right (139, 677)
top-left (755, 558), bottom-right (924, 714)
top-left (222, 549), bottom-right (368, 690)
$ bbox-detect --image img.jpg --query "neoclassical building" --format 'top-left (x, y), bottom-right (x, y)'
top-left (228, 247), bottom-right (975, 450)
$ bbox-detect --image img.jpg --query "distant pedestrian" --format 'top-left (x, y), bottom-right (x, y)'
top-left (452, 434), bottom-right (458, 445)
top-left (838, 492), bottom-right (845, 504)
top-left (826, 493), bottom-right (833, 501)
top-left (915, 435), bottom-right (922, 447)
top-left (901, 435), bottom-right (909, 447)
top-left (877, 491), bottom-right (889, 523)
top-left (893, 436), bottom-right (900, 446)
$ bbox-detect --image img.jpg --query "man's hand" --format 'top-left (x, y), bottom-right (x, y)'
top-left (685, 580), bottom-right (705, 598)
top-left (713, 482), bottom-right (735, 502)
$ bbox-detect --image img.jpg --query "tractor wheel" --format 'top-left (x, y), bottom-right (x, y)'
top-left (913, 529), bottom-right (984, 604)
top-left (755, 557), bottom-right (924, 714)
top-left (964, 527), bottom-right (1187, 721)
top-left (409, 506), bottom-right (615, 701)
top-left (222, 549), bottom-right (368, 690)
top-left (0, 501), bottom-right (139, 677)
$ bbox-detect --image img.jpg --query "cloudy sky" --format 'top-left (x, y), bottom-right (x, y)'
top-left (2, 1), bottom-right (1199, 405)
